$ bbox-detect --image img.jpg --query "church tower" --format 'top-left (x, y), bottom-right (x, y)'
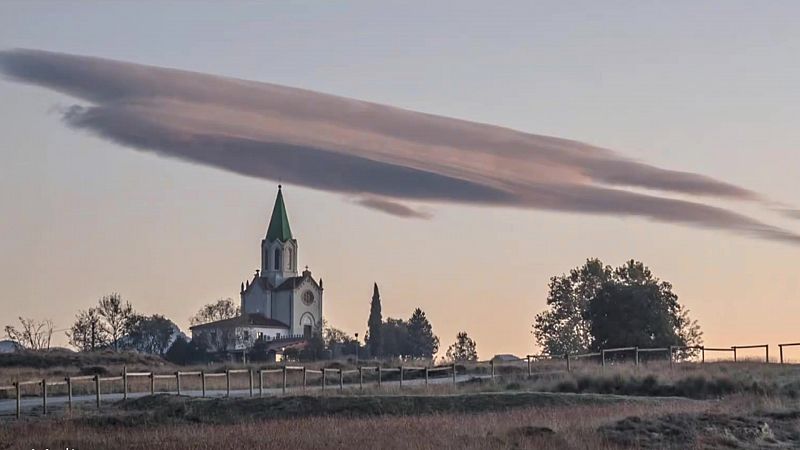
top-left (261, 185), bottom-right (298, 285)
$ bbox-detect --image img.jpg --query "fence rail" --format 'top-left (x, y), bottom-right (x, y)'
top-left (4, 340), bottom-right (799, 421)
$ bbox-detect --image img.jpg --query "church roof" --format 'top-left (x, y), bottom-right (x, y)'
top-left (265, 186), bottom-right (293, 242)
top-left (190, 313), bottom-right (289, 330)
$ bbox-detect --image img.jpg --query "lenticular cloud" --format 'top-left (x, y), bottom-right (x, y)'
top-left (1, 48), bottom-right (798, 244)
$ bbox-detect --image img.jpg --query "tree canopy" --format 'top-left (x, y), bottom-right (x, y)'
top-left (190, 298), bottom-right (240, 326)
top-left (533, 259), bottom-right (702, 355)
top-left (446, 331), bottom-right (478, 362)
top-left (366, 283), bottom-right (383, 357)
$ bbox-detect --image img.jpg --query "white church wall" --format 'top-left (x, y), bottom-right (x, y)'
top-left (293, 279), bottom-right (322, 334)
top-left (242, 286), bottom-right (271, 315)
top-left (271, 291), bottom-right (293, 332)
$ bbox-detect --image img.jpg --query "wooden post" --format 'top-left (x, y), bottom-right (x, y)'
top-left (601, 349), bottom-right (606, 368)
top-left (95, 375), bottom-right (101, 409)
top-left (669, 346), bottom-right (674, 369)
top-left (399, 366), bottom-right (403, 389)
top-left (123, 366), bottom-right (128, 400)
top-left (282, 367), bottom-right (288, 394)
top-left (766, 346), bottom-right (770, 364)
top-left (302, 367), bottom-right (307, 391)
top-left (339, 369), bottom-right (344, 391)
top-left (258, 370), bottom-right (264, 397)
top-left (566, 354), bottom-right (571, 372)
top-left (701, 346), bottom-right (705, 363)
top-left (322, 369), bottom-right (326, 391)
top-left (424, 367), bottom-right (429, 386)
top-left (226, 369), bottom-right (231, 397)
top-left (780, 345), bottom-right (784, 364)
top-left (66, 377), bottom-right (72, 412)
top-left (249, 370), bottom-right (254, 397)
top-left (490, 360), bottom-right (495, 380)
top-left (359, 367), bottom-right (364, 390)
top-left (527, 356), bottom-right (532, 377)
top-left (15, 382), bottom-right (20, 420)
top-left (733, 347), bottom-right (737, 362)
top-left (377, 367), bottom-right (382, 388)
top-left (452, 363), bottom-right (457, 387)
top-left (201, 371), bottom-right (206, 398)
top-left (150, 372), bottom-right (155, 395)
top-left (41, 379), bottom-right (47, 416)
top-left (634, 347), bottom-right (640, 367)
top-left (176, 371), bottom-right (181, 395)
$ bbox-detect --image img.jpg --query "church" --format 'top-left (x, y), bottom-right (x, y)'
top-left (191, 186), bottom-right (323, 353)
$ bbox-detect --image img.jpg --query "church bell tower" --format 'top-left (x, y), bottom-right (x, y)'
top-left (261, 185), bottom-right (298, 285)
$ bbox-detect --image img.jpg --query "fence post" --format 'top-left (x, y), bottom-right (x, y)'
top-left (359, 367), bottom-right (364, 390)
top-left (733, 347), bottom-right (737, 362)
top-left (15, 382), bottom-right (20, 420)
top-left (226, 369), bottom-right (231, 397)
top-left (399, 366), bottom-right (404, 389)
top-left (766, 346), bottom-right (770, 364)
top-left (302, 367), bottom-right (307, 391)
top-left (701, 346), bottom-right (705, 363)
top-left (601, 349), bottom-right (606, 368)
top-left (123, 366), bottom-right (128, 401)
top-left (339, 369), bottom-right (344, 391)
top-left (66, 377), bottom-right (72, 412)
top-left (201, 371), bottom-right (206, 398)
top-left (424, 367), bottom-right (429, 386)
top-left (452, 363), bottom-right (456, 387)
top-left (527, 356), bottom-right (532, 377)
top-left (150, 372), bottom-right (155, 395)
top-left (669, 346), bottom-right (674, 369)
top-left (41, 379), bottom-right (47, 416)
top-left (176, 371), bottom-right (181, 395)
top-left (95, 375), bottom-right (101, 409)
top-left (565, 354), bottom-right (571, 372)
top-left (780, 345), bottom-right (784, 364)
top-left (283, 367), bottom-right (288, 394)
top-left (377, 367), bottom-right (382, 388)
top-left (635, 347), bottom-right (640, 367)
top-left (322, 369), bottom-right (326, 391)
top-left (490, 360), bottom-right (495, 380)
top-left (258, 370), bottom-right (264, 397)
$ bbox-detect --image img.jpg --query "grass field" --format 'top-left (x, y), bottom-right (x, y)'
top-left (2, 351), bottom-right (800, 449)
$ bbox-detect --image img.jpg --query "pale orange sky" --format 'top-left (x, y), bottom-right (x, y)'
top-left (1, 2), bottom-right (799, 360)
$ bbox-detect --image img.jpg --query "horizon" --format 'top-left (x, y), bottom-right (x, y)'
top-left (1, 1), bottom-right (799, 360)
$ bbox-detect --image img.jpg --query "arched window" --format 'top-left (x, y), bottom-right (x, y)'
top-left (273, 248), bottom-right (282, 271)
top-left (287, 248), bottom-right (294, 271)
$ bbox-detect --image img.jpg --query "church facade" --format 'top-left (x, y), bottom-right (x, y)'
top-left (191, 186), bottom-right (323, 352)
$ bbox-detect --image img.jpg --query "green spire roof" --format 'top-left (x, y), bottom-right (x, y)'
top-left (266, 185), bottom-right (293, 241)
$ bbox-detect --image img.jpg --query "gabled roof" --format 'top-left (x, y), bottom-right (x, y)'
top-left (265, 185), bottom-right (293, 242)
top-left (190, 313), bottom-right (289, 331)
top-left (273, 270), bottom-right (322, 292)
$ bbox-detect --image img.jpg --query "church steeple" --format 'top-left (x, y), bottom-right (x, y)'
top-left (266, 185), bottom-right (293, 242)
top-left (262, 185), bottom-right (298, 284)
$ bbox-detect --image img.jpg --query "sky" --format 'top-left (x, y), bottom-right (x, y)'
top-left (1, 1), bottom-right (799, 360)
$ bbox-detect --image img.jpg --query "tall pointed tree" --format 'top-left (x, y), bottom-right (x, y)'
top-left (366, 282), bottom-right (383, 357)
top-left (407, 308), bottom-right (439, 358)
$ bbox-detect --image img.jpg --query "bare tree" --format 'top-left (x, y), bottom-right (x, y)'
top-left (67, 308), bottom-right (110, 351)
top-left (97, 293), bottom-right (134, 351)
top-left (190, 298), bottom-right (240, 325)
top-left (4, 317), bottom-right (54, 351)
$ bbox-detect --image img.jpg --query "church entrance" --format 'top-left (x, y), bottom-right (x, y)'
top-left (303, 325), bottom-right (312, 338)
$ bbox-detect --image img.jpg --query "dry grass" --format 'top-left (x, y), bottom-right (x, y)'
top-left (0, 396), bottom-right (711, 449)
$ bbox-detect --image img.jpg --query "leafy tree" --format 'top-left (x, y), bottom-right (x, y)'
top-left (125, 314), bottom-right (177, 355)
top-left (533, 259), bottom-right (702, 356)
top-left (97, 293), bottom-right (135, 351)
top-left (4, 317), bottom-right (54, 350)
top-left (381, 318), bottom-right (411, 358)
top-left (446, 331), bottom-right (478, 362)
top-left (67, 308), bottom-right (109, 351)
top-left (190, 298), bottom-right (240, 326)
top-left (366, 283), bottom-right (383, 357)
top-left (407, 308), bottom-right (439, 358)
top-left (533, 258), bottom-right (609, 356)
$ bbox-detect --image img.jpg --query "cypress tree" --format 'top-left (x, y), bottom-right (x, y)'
top-left (367, 282), bottom-right (383, 357)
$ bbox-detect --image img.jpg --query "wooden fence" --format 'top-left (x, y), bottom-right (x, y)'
top-left (2, 340), bottom-right (797, 420)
